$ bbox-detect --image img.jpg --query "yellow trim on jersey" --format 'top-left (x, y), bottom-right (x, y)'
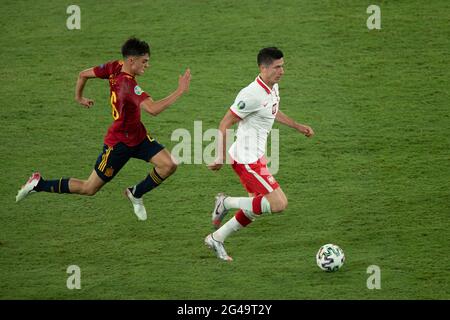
top-left (147, 134), bottom-right (155, 142)
top-left (58, 178), bottom-right (62, 193)
top-left (98, 147), bottom-right (113, 172)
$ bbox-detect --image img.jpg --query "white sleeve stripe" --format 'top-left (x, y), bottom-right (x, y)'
top-left (244, 164), bottom-right (274, 193)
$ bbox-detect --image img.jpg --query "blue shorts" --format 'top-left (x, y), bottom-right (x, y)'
top-left (94, 135), bottom-right (165, 182)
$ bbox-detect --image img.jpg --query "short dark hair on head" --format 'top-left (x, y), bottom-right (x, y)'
top-left (121, 37), bottom-right (150, 57)
top-left (257, 47), bottom-right (284, 66)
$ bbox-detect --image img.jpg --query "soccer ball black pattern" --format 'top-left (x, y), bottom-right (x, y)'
top-left (316, 244), bottom-right (345, 272)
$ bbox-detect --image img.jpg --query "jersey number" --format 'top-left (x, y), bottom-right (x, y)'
top-left (110, 91), bottom-right (119, 120)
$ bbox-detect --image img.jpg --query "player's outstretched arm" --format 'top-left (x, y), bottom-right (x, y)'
top-left (207, 110), bottom-right (240, 171)
top-left (140, 69), bottom-right (191, 116)
top-left (75, 68), bottom-right (96, 108)
top-left (275, 110), bottom-right (314, 137)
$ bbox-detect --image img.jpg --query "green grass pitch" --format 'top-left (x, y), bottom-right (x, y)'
top-left (0, 0), bottom-right (449, 299)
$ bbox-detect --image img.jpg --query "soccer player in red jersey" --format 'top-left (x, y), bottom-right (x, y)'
top-left (16, 38), bottom-right (191, 221)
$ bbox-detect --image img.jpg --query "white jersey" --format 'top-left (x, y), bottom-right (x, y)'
top-left (229, 76), bottom-right (280, 164)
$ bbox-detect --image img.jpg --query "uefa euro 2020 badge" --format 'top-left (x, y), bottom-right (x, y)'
top-left (134, 85), bottom-right (143, 96)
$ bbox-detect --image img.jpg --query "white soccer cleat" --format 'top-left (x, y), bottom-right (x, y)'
top-left (124, 188), bottom-right (147, 221)
top-left (16, 172), bottom-right (41, 202)
top-left (204, 234), bottom-right (233, 262)
top-left (211, 193), bottom-right (229, 229)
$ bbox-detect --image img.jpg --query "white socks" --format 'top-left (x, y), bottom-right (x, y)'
top-left (261, 197), bottom-right (271, 214)
top-left (214, 196), bottom-right (273, 243)
top-left (223, 197), bottom-right (252, 211)
top-left (213, 217), bottom-right (243, 242)
top-left (223, 196), bottom-right (272, 214)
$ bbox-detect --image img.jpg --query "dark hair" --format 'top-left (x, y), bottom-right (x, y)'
top-left (257, 47), bottom-right (283, 66)
top-left (121, 37), bottom-right (150, 57)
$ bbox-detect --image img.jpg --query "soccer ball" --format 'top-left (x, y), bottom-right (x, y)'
top-left (316, 244), bottom-right (345, 272)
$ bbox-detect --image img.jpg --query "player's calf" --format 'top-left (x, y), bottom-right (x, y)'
top-left (77, 184), bottom-right (100, 196)
top-left (68, 177), bottom-right (103, 196)
top-left (268, 197), bottom-right (288, 213)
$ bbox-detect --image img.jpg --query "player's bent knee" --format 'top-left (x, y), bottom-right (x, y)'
top-left (169, 161), bottom-right (178, 174)
top-left (83, 189), bottom-right (96, 196)
top-left (283, 197), bottom-right (288, 210)
top-left (270, 202), bottom-right (284, 213)
top-left (162, 161), bottom-right (177, 176)
top-left (270, 197), bottom-right (288, 213)
top-left (156, 162), bottom-right (178, 179)
top-left (82, 185), bottom-right (100, 196)
top-left (280, 194), bottom-right (288, 211)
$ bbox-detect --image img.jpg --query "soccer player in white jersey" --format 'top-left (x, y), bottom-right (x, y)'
top-left (206, 47), bottom-right (314, 261)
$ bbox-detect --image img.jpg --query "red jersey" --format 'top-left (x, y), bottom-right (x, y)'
top-left (93, 60), bottom-right (150, 147)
